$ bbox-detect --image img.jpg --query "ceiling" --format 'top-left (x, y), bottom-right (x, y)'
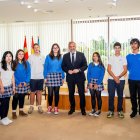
top-left (0, 0), bottom-right (140, 23)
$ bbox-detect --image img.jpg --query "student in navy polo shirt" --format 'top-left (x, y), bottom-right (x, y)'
top-left (127, 38), bottom-right (140, 118)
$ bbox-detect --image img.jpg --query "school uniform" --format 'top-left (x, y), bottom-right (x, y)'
top-left (44, 55), bottom-right (65, 107)
top-left (0, 64), bottom-right (14, 120)
top-left (127, 53), bottom-right (140, 115)
top-left (108, 55), bottom-right (127, 112)
top-left (28, 54), bottom-right (45, 92)
top-left (44, 55), bottom-right (65, 87)
top-left (87, 62), bottom-right (105, 111)
top-left (12, 61), bottom-right (31, 111)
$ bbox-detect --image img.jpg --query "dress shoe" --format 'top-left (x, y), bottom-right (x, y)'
top-left (68, 110), bottom-right (75, 115)
top-left (130, 112), bottom-right (137, 118)
top-left (81, 111), bottom-right (86, 116)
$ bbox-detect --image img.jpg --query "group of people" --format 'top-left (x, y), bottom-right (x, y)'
top-left (0, 38), bottom-right (140, 126)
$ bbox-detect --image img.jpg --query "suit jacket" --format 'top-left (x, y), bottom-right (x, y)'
top-left (62, 51), bottom-right (87, 82)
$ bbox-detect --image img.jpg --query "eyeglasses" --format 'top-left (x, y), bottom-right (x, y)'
top-left (53, 47), bottom-right (59, 49)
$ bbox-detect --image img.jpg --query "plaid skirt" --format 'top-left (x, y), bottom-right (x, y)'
top-left (46, 72), bottom-right (62, 87)
top-left (0, 85), bottom-right (13, 98)
top-left (90, 79), bottom-right (104, 91)
top-left (15, 83), bottom-right (30, 94)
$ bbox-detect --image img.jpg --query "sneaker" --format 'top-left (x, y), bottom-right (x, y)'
top-left (130, 112), bottom-right (137, 118)
top-left (89, 109), bottom-right (96, 116)
top-left (47, 106), bottom-right (52, 114)
top-left (28, 106), bottom-right (34, 114)
top-left (5, 117), bottom-right (13, 124)
top-left (94, 110), bottom-right (101, 117)
top-left (1, 117), bottom-right (10, 126)
top-left (107, 111), bottom-right (114, 118)
top-left (118, 111), bottom-right (124, 118)
top-left (54, 107), bottom-right (59, 115)
top-left (38, 106), bottom-right (44, 114)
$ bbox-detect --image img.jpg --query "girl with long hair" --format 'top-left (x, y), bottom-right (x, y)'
top-left (12, 49), bottom-right (31, 119)
top-left (44, 43), bottom-right (65, 115)
top-left (87, 52), bottom-right (105, 117)
top-left (0, 51), bottom-right (15, 125)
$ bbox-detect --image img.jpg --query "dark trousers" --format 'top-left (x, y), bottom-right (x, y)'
top-left (0, 97), bottom-right (10, 119)
top-left (108, 79), bottom-right (125, 112)
top-left (89, 89), bottom-right (102, 110)
top-left (47, 86), bottom-right (60, 107)
top-left (12, 94), bottom-right (25, 110)
top-left (67, 80), bottom-right (86, 112)
top-left (128, 80), bottom-right (140, 113)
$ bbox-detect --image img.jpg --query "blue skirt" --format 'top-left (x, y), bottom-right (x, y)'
top-left (90, 79), bottom-right (104, 91)
top-left (46, 72), bottom-right (62, 87)
top-left (0, 85), bottom-right (13, 98)
top-left (15, 83), bottom-right (30, 94)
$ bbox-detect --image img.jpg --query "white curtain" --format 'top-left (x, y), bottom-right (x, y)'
top-left (0, 20), bottom-right (71, 59)
top-left (110, 17), bottom-right (140, 57)
top-left (73, 18), bottom-right (108, 65)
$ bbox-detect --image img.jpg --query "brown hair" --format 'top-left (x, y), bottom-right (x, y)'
top-left (113, 42), bottom-right (121, 48)
top-left (49, 43), bottom-right (61, 60)
top-left (92, 52), bottom-right (105, 69)
top-left (13, 49), bottom-right (27, 71)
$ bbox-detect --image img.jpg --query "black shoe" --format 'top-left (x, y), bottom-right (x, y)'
top-left (68, 110), bottom-right (75, 115)
top-left (130, 112), bottom-right (137, 118)
top-left (81, 111), bottom-right (86, 116)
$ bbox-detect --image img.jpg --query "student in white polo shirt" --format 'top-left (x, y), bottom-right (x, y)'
top-left (107, 42), bottom-right (127, 118)
top-left (28, 43), bottom-right (45, 114)
top-left (0, 51), bottom-right (15, 125)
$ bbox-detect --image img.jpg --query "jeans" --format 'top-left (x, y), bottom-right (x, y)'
top-left (108, 79), bottom-right (125, 112)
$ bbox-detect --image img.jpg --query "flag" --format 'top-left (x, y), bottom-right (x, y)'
top-left (37, 36), bottom-right (40, 45)
top-left (23, 36), bottom-right (28, 60)
top-left (31, 36), bottom-right (34, 54)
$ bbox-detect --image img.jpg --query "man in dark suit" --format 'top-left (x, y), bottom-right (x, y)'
top-left (62, 41), bottom-right (87, 115)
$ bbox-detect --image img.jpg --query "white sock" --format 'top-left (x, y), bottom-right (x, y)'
top-left (12, 110), bottom-right (16, 113)
top-left (38, 105), bottom-right (42, 108)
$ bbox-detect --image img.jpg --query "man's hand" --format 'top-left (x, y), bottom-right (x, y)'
top-left (114, 76), bottom-right (120, 84)
top-left (68, 70), bottom-right (73, 75)
top-left (73, 69), bottom-right (80, 74)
